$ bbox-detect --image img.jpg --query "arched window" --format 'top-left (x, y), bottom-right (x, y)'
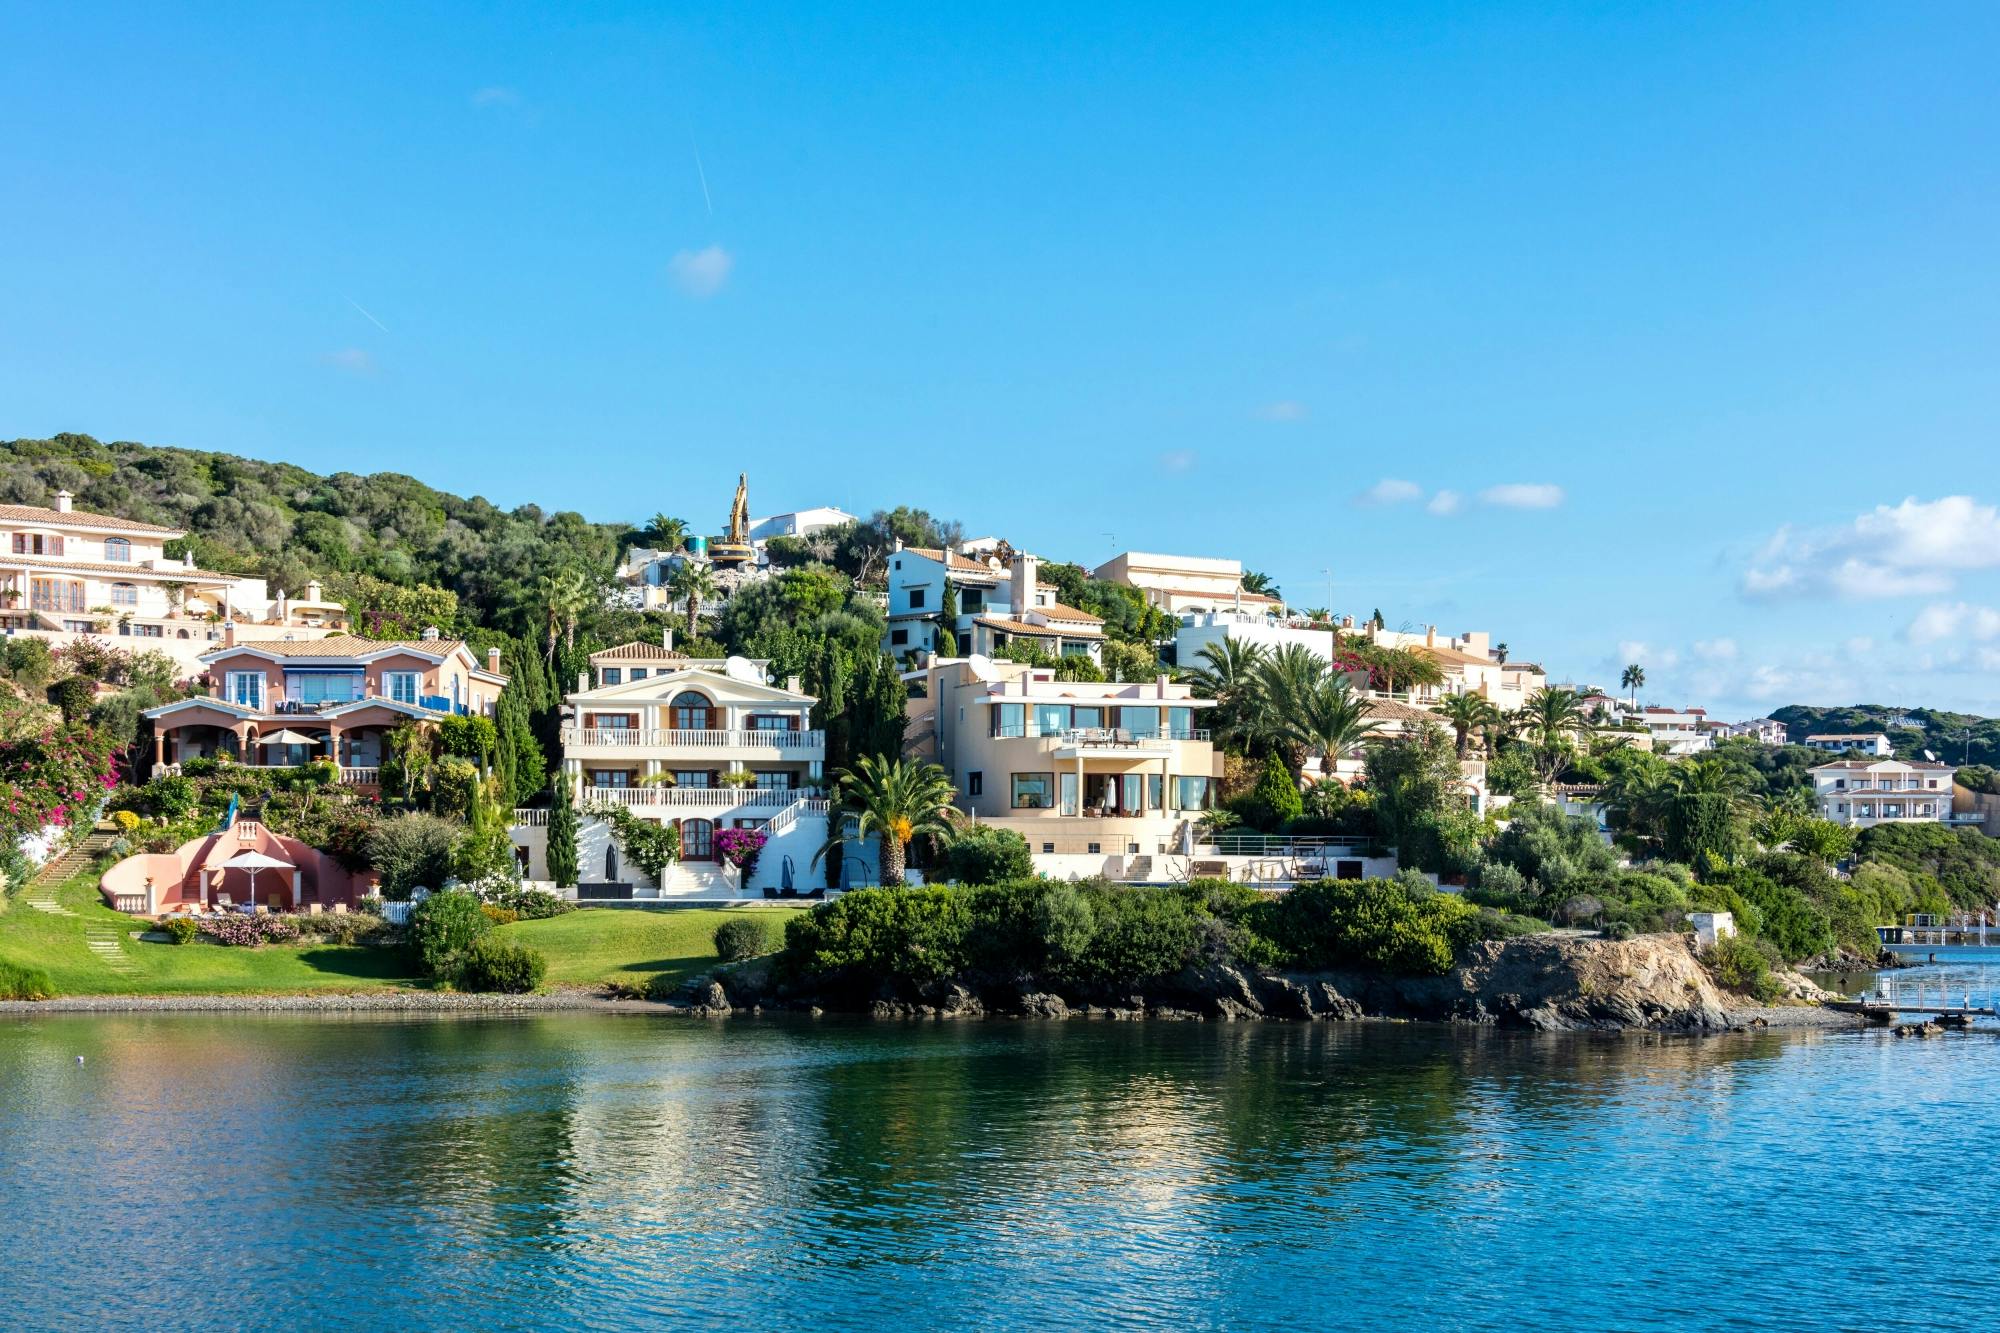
top-left (680, 818), bottom-right (714, 861)
top-left (110, 582), bottom-right (138, 606)
top-left (104, 537), bottom-right (131, 563)
top-left (671, 691), bottom-right (713, 731)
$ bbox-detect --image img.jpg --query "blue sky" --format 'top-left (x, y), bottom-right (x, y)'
top-left (4, 3), bottom-right (1998, 717)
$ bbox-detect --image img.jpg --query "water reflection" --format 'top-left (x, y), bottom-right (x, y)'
top-left (0, 1013), bottom-right (1994, 1332)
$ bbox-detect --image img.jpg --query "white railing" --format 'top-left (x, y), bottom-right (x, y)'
top-left (765, 797), bottom-right (832, 838)
top-left (563, 727), bottom-right (825, 750)
top-left (338, 767), bottom-right (381, 785)
top-left (512, 808), bottom-right (551, 826)
top-left (584, 787), bottom-right (809, 809)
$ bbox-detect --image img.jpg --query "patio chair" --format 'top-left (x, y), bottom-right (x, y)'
top-left (216, 894), bottom-right (233, 910)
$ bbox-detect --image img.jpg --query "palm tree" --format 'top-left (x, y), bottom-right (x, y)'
top-left (668, 560), bottom-right (719, 630)
top-left (648, 514), bottom-right (688, 551)
top-left (1494, 642), bottom-right (1509, 665)
top-left (1185, 639), bottom-right (1269, 750)
top-left (1620, 663), bottom-right (1645, 712)
top-left (1516, 686), bottom-right (1589, 783)
top-left (1240, 571), bottom-right (1278, 597)
top-left (538, 568), bottom-right (593, 664)
top-left (815, 754), bottom-right (959, 885)
top-left (1283, 672), bottom-right (1382, 779)
top-left (1436, 692), bottom-right (1501, 756)
top-left (1252, 643), bottom-right (1333, 777)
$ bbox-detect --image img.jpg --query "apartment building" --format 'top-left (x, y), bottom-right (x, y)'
top-left (1631, 707), bottom-right (1714, 757)
top-left (885, 545), bottom-right (1104, 665)
top-left (1803, 732), bottom-right (1892, 756)
top-left (142, 627), bottom-right (507, 781)
top-left (908, 655), bottom-right (1220, 874)
top-left (1721, 718), bottom-right (1789, 746)
top-left (1813, 759), bottom-right (1957, 827)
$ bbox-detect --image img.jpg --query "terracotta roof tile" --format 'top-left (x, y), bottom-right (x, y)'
top-left (212, 634), bottom-right (470, 660)
top-left (1037, 601), bottom-right (1104, 624)
top-left (0, 504), bottom-right (183, 535)
top-left (589, 640), bottom-right (689, 661)
top-left (0, 552), bottom-right (236, 580)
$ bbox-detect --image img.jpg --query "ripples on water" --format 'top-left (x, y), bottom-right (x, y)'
top-left (3, 982), bottom-right (1999, 1332)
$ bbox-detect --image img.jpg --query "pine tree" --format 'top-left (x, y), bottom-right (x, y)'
top-left (545, 778), bottom-right (579, 888)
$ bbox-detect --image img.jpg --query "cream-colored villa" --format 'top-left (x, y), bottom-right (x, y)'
top-left (559, 647), bottom-right (827, 861)
top-left (1812, 758), bottom-right (1959, 828)
top-left (908, 655), bottom-right (1221, 870)
top-left (0, 492), bottom-right (243, 633)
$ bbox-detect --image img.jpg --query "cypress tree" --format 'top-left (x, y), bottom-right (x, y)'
top-left (545, 777), bottom-right (579, 888)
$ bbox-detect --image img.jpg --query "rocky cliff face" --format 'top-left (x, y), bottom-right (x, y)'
top-left (698, 932), bottom-right (1752, 1032)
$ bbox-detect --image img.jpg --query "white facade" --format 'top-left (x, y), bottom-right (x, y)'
top-left (1174, 612), bottom-right (1340, 670)
top-left (1804, 732), bottom-right (1892, 756)
top-left (746, 506), bottom-right (857, 542)
top-left (885, 546), bottom-right (1103, 665)
top-left (1631, 708), bottom-right (1714, 757)
top-left (1090, 550), bottom-right (1281, 616)
top-left (1725, 718), bottom-right (1790, 746)
top-left (1813, 759), bottom-right (1956, 827)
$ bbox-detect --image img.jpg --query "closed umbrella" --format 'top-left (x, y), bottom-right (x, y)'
top-left (215, 850), bottom-right (295, 912)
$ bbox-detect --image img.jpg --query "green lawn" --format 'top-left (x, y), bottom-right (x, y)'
top-left (0, 865), bottom-right (803, 997)
top-left (497, 905), bottom-right (803, 987)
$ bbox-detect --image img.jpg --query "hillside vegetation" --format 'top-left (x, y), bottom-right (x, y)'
top-left (1770, 704), bottom-right (1997, 768)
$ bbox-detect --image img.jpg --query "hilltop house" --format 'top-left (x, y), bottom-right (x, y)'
top-left (1090, 550), bottom-right (1282, 617)
top-left (1812, 758), bottom-right (1958, 827)
top-left (1804, 732), bottom-right (1893, 757)
top-left (906, 654), bottom-right (1220, 877)
top-left (141, 627), bottom-right (507, 780)
top-left (1630, 707), bottom-right (1714, 758)
top-left (885, 546), bottom-right (1104, 665)
top-left (0, 491), bottom-right (244, 632)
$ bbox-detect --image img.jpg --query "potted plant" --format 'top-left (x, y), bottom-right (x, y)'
top-left (715, 826), bottom-right (768, 887)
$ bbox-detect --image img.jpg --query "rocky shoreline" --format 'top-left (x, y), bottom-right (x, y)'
top-left (678, 932), bottom-right (1865, 1034)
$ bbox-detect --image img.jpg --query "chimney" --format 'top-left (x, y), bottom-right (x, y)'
top-left (223, 621), bottom-right (238, 648)
top-left (1425, 625), bottom-right (1437, 647)
top-left (1157, 673), bottom-right (1171, 699)
top-left (1010, 551), bottom-right (1039, 613)
top-left (785, 674), bottom-right (802, 694)
top-left (1341, 614), bottom-right (1353, 629)
top-left (53, 490), bottom-right (72, 514)
top-left (304, 580), bottom-right (322, 601)
top-left (577, 671), bottom-right (589, 694)
top-left (662, 627), bottom-right (675, 653)
top-left (486, 647), bottom-right (502, 674)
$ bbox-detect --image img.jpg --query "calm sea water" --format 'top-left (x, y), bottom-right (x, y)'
top-left (4, 970), bottom-right (1999, 1332)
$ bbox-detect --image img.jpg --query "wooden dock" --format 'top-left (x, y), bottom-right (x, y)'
top-left (1826, 982), bottom-right (2000, 1025)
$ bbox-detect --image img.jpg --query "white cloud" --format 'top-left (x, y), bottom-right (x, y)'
top-left (1159, 449), bottom-right (1197, 474)
top-left (470, 86), bottom-right (521, 108)
top-left (1692, 638), bottom-right (1738, 662)
top-left (322, 348), bottom-right (376, 375)
top-left (1744, 496), bottom-right (2000, 600)
top-left (1845, 636), bottom-right (1876, 655)
top-left (1359, 478), bottom-right (1422, 506)
top-left (1615, 640), bottom-right (1679, 671)
top-left (1478, 482), bottom-right (1565, 509)
top-left (667, 245), bottom-right (734, 298)
top-left (1425, 489), bottom-right (1463, 516)
top-left (1255, 400), bottom-right (1307, 422)
top-left (1907, 601), bottom-right (2000, 645)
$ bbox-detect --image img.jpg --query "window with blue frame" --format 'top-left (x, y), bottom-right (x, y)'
top-left (994, 703), bottom-right (1027, 738)
top-left (1121, 707), bottom-right (1159, 738)
top-left (286, 671), bottom-right (364, 705)
top-left (1033, 703), bottom-right (1067, 736)
top-left (384, 671), bottom-right (420, 705)
top-left (1169, 706), bottom-right (1195, 740)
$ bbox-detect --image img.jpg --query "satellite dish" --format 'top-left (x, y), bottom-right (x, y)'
top-left (723, 655), bottom-right (764, 684)
top-left (1924, 750), bottom-right (1937, 763)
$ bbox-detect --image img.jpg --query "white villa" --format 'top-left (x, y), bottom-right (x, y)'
top-left (747, 506), bottom-right (857, 542)
top-left (1630, 707), bottom-right (1714, 757)
top-left (1812, 758), bottom-right (1958, 828)
top-left (528, 647), bottom-right (834, 896)
top-left (885, 546), bottom-right (1104, 666)
top-left (1091, 550), bottom-right (1282, 617)
top-left (1804, 732), bottom-right (1893, 756)
top-left (0, 493), bottom-right (244, 633)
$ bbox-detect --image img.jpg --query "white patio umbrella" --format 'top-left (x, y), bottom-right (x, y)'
top-left (215, 850), bottom-right (295, 912)
top-left (256, 729), bottom-right (320, 747)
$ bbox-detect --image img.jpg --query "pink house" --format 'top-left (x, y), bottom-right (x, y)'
top-left (99, 819), bottom-right (377, 915)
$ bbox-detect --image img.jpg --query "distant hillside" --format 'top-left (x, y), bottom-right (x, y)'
top-left (0, 433), bottom-right (633, 641)
top-left (1770, 703), bottom-right (1999, 767)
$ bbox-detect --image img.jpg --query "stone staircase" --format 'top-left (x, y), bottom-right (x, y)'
top-left (20, 826), bottom-right (120, 915)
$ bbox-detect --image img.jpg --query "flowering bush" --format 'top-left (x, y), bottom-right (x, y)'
top-left (198, 915), bottom-right (301, 947)
top-left (715, 826), bottom-right (768, 876)
top-left (0, 722), bottom-right (119, 844)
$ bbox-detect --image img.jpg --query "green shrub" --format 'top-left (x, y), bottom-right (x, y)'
top-left (1072, 884), bottom-right (1204, 983)
top-left (458, 936), bottom-right (546, 993)
top-left (643, 971), bottom-right (681, 1003)
top-left (406, 889), bottom-right (491, 982)
top-left (1704, 932), bottom-right (1784, 1001)
top-left (1236, 753), bottom-right (1304, 832)
top-left (163, 917), bottom-right (199, 946)
top-left (481, 885), bottom-right (574, 919)
top-left (937, 825), bottom-right (1034, 885)
top-left (480, 904), bottom-right (520, 926)
top-left (713, 916), bottom-right (774, 962)
top-left (0, 959), bottom-right (57, 1000)
top-left (1261, 878), bottom-right (1480, 976)
top-left (781, 886), bottom-right (972, 987)
top-left (365, 813), bottom-right (463, 900)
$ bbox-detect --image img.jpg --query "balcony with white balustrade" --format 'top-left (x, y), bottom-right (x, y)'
top-left (561, 724), bottom-right (827, 763)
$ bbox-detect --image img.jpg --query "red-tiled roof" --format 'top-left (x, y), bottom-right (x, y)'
top-left (589, 640), bottom-right (688, 661)
top-left (0, 504), bottom-right (183, 535)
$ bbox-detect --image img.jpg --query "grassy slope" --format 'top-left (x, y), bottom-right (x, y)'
top-left (0, 866), bottom-right (802, 996)
top-left (496, 906), bottom-right (802, 986)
